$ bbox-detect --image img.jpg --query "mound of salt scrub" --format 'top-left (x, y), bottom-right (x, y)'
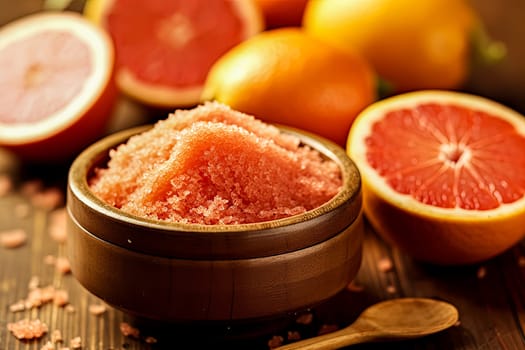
top-left (89, 102), bottom-right (342, 225)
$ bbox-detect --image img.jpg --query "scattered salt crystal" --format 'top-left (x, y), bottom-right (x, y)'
top-left (518, 256), bottom-right (525, 267)
top-left (0, 174), bottom-right (13, 196)
top-left (295, 312), bottom-right (313, 325)
top-left (70, 336), bottom-right (82, 349)
top-left (0, 228), bottom-right (27, 248)
top-left (144, 336), bottom-right (158, 344)
top-left (65, 305), bottom-right (76, 313)
top-left (120, 322), bottom-right (140, 338)
top-left (48, 208), bottom-right (67, 243)
top-left (52, 329), bottom-right (63, 343)
top-left (377, 257), bottom-right (393, 272)
top-left (14, 203), bottom-right (30, 218)
top-left (55, 257), bottom-right (71, 275)
top-left (9, 300), bottom-right (25, 312)
top-left (477, 266), bottom-right (487, 279)
top-left (267, 335), bottom-right (284, 349)
top-left (28, 275), bottom-right (40, 289)
top-left (346, 281), bottom-right (365, 292)
top-left (43, 255), bottom-right (71, 274)
top-left (12, 284), bottom-right (70, 311)
top-left (25, 285), bottom-right (55, 308)
top-left (20, 179), bottom-right (43, 197)
top-left (41, 340), bottom-right (54, 350)
top-left (31, 187), bottom-right (64, 210)
top-left (7, 318), bottom-right (48, 339)
top-left (318, 324), bottom-right (339, 335)
top-left (53, 289), bottom-right (69, 306)
top-left (287, 331), bottom-right (301, 341)
top-left (44, 254), bottom-right (56, 265)
top-left (386, 285), bottom-right (397, 294)
top-left (89, 303), bottom-right (107, 316)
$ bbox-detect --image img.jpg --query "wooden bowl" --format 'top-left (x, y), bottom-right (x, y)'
top-left (66, 125), bottom-right (363, 329)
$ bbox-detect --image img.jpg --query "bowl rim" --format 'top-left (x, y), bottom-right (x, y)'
top-left (67, 124), bottom-right (362, 259)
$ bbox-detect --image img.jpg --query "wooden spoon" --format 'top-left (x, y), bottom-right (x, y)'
top-left (275, 297), bottom-right (459, 350)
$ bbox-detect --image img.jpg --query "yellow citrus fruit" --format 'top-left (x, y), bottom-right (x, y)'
top-left (201, 28), bottom-right (376, 146)
top-left (347, 90), bottom-right (525, 265)
top-left (303, 0), bottom-right (477, 92)
top-left (84, 0), bottom-right (263, 108)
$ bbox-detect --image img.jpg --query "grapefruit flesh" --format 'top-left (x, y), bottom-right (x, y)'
top-left (0, 12), bottom-right (116, 162)
top-left (366, 103), bottom-right (525, 210)
top-left (347, 90), bottom-right (525, 264)
top-left (86, 0), bottom-right (263, 107)
top-left (0, 31), bottom-right (92, 124)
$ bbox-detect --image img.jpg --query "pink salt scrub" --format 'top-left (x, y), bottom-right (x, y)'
top-left (89, 102), bottom-right (342, 225)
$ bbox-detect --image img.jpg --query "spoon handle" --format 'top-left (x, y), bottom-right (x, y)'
top-left (274, 324), bottom-right (374, 350)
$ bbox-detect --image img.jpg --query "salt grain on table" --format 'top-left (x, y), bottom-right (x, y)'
top-left (53, 289), bottom-right (69, 306)
top-left (20, 179), bottom-right (43, 197)
top-left (0, 228), bottom-right (27, 248)
top-left (70, 336), bottom-right (82, 349)
top-left (144, 336), bottom-right (158, 344)
top-left (287, 330), bottom-right (301, 341)
top-left (7, 318), bottom-right (48, 339)
top-left (14, 202), bottom-right (30, 218)
top-left (318, 324), bottom-right (339, 335)
top-left (49, 207), bottom-right (68, 243)
top-left (28, 275), bottom-right (39, 289)
top-left (267, 335), bottom-right (284, 349)
top-left (41, 340), bottom-right (54, 350)
top-left (386, 285), bottom-right (397, 294)
top-left (120, 322), bottom-right (140, 338)
top-left (477, 266), bottom-right (487, 279)
top-left (295, 312), bottom-right (313, 325)
top-left (55, 256), bottom-right (71, 275)
top-left (0, 174), bottom-right (13, 196)
top-left (89, 303), bottom-right (107, 316)
top-left (51, 329), bottom-right (63, 343)
top-left (346, 281), bottom-right (365, 292)
top-left (377, 257), bottom-right (393, 272)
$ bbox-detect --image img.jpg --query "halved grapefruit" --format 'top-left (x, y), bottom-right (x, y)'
top-left (84, 0), bottom-right (264, 108)
top-left (347, 90), bottom-right (525, 265)
top-left (0, 11), bottom-right (116, 162)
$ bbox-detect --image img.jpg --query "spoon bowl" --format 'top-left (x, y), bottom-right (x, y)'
top-left (275, 297), bottom-right (459, 349)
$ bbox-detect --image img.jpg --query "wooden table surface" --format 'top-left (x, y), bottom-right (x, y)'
top-left (1, 2), bottom-right (525, 350)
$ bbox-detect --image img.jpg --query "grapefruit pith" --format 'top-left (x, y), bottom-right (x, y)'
top-left (0, 11), bottom-right (116, 162)
top-left (347, 90), bottom-right (525, 265)
top-left (84, 0), bottom-right (264, 108)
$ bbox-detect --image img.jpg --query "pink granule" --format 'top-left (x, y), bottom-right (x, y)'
top-left (89, 102), bottom-right (342, 225)
top-left (7, 318), bottom-right (48, 339)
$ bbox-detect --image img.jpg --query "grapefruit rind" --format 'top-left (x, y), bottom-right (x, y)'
top-left (347, 90), bottom-right (525, 264)
top-left (84, 0), bottom-right (264, 108)
top-left (0, 12), bottom-right (114, 145)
